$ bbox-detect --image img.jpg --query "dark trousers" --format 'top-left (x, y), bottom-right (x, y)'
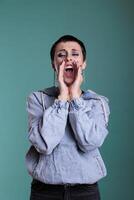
top-left (30, 179), bottom-right (101, 200)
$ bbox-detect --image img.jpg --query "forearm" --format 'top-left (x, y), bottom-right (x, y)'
top-left (27, 93), bottom-right (69, 155)
top-left (69, 97), bottom-right (109, 152)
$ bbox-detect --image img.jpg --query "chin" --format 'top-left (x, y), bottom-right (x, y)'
top-left (64, 79), bottom-right (74, 87)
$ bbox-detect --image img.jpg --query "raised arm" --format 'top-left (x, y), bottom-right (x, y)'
top-left (68, 95), bottom-right (110, 152)
top-left (26, 92), bottom-right (69, 155)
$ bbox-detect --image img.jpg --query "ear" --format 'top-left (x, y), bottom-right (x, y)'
top-left (82, 61), bottom-right (86, 70)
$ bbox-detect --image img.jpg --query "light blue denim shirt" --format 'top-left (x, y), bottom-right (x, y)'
top-left (25, 86), bottom-right (110, 184)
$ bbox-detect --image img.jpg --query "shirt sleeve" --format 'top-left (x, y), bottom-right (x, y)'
top-left (26, 92), bottom-right (69, 155)
top-left (68, 96), bottom-right (110, 152)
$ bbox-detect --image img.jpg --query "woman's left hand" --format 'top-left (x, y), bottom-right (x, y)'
top-left (69, 62), bottom-right (84, 99)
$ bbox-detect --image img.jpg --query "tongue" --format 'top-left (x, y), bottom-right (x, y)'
top-left (64, 70), bottom-right (73, 78)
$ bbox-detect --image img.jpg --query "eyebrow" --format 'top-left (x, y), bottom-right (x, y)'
top-left (72, 49), bottom-right (80, 51)
top-left (57, 49), bottom-right (66, 53)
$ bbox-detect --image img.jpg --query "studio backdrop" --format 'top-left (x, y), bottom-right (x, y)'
top-left (0, 0), bottom-right (133, 200)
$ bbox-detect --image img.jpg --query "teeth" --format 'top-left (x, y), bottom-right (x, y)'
top-left (65, 65), bottom-right (73, 69)
top-left (65, 66), bottom-right (73, 72)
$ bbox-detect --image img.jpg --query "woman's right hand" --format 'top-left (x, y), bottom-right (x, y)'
top-left (56, 60), bottom-right (69, 101)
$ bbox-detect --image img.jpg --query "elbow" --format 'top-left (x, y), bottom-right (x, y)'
top-left (32, 143), bottom-right (53, 155)
top-left (29, 142), bottom-right (53, 155)
top-left (42, 148), bottom-right (53, 155)
top-left (78, 143), bottom-right (98, 153)
top-left (28, 132), bottom-right (53, 155)
top-left (77, 130), bottom-right (109, 153)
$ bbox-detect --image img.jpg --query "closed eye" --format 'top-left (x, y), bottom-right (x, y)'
top-left (57, 53), bottom-right (66, 57)
top-left (72, 53), bottom-right (79, 56)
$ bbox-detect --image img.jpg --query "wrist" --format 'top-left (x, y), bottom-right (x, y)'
top-left (70, 94), bottom-right (80, 99)
top-left (58, 88), bottom-right (69, 100)
top-left (70, 89), bottom-right (82, 100)
top-left (58, 95), bottom-right (68, 101)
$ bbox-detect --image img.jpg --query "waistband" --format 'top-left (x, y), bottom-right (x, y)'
top-left (31, 179), bottom-right (98, 189)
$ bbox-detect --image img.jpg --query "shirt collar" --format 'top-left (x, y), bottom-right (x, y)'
top-left (39, 86), bottom-right (99, 100)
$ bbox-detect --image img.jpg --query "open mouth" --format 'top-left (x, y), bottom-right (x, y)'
top-left (65, 68), bottom-right (74, 72)
top-left (64, 65), bottom-right (74, 72)
top-left (64, 65), bottom-right (74, 78)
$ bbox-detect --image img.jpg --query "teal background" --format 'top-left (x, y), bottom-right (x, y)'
top-left (0, 0), bottom-right (133, 199)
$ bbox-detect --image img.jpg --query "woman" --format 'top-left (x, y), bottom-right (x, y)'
top-left (25, 35), bottom-right (110, 200)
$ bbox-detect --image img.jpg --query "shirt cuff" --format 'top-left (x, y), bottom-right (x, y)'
top-left (53, 99), bottom-right (69, 110)
top-left (69, 97), bottom-right (85, 111)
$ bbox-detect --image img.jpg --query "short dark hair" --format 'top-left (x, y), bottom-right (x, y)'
top-left (50, 35), bottom-right (86, 62)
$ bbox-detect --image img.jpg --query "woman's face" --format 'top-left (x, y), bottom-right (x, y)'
top-left (53, 41), bottom-right (86, 86)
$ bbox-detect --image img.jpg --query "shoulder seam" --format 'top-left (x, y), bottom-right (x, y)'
top-left (30, 92), bottom-right (43, 108)
top-left (97, 96), bottom-right (108, 124)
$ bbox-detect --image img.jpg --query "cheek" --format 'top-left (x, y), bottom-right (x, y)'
top-left (75, 57), bottom-right (83, 65)
top-left (55, 57), bottom-right (63, 65)
top-left (53, 59), bottom-right (62, 72)
top-left (53, 58), bottom-right (59, 67)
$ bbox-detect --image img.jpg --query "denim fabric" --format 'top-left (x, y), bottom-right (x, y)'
top-left (25, 86), bottom-right (110, 184)
top-left (30, 179), bottom-right (101, 200)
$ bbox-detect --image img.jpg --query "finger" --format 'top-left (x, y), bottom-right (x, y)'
top-left (77, 65), bottom-right (81, 75)
top-left (75, 66), bottom-right (83, 82)
top-left (75, 63), bottom-right (82, 78)
top-left (78, 64), bottom-right (82, 73)
top-left (58, 60), bottom-right (65, 80)
top-left (73, 62), bottom-right (78, 79)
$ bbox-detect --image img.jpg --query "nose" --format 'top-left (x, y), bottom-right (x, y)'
top-left (65, 54), bottom-right (72, 62)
